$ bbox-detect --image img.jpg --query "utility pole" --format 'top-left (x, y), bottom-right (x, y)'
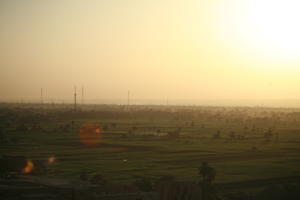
top-left (40, 88), bottom-right (43, 104)
top-left (74, 86), bottom-right (77, 112)
top-left (127, 90), bottom-right (130, 106)
top-left (81, 86), bottom-right (84, 105)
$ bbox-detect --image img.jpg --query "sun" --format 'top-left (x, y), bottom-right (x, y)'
top-left (216, 0), bottom-right (300, 62)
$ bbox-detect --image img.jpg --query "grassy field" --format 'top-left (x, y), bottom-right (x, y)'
top-left (1, 103), bottom-right (300, 184)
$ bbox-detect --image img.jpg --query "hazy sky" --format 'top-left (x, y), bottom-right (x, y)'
top-left (1, 0), bottom-right (300, 103)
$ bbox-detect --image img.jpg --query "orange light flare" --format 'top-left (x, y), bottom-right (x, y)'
top-left (48, 156), bottom-right (56, 164)
top-left (79, 123), bottom-right (102, 146)
top-left (23, 160), bottom-right (34, 174)
top-left (95, 128), bottom-right (101, 134)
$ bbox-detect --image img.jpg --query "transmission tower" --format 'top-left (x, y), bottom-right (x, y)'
top-left (81, 86), bottom-right (84, 105)
top-left (40, 88), bottom-right (43, 104)
top-left (74, 86), bottom-right (77, 112)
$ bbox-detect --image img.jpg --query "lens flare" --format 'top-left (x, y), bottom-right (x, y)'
top-left (95, 128), bottom-right (101, 134)
top-left (48, 156), bottom-right (56, 164)
top-left (79, 123), bottom-right (102, 146)
top-left (23, 160), bottom-right (34, 174)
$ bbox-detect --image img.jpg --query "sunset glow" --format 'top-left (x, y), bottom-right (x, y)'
top-left (1, 1), bottom-right (300, 198)
top-left (0, 0), bottom-right (299, 105)
top-left (217, 0), bottom-right (300, 63)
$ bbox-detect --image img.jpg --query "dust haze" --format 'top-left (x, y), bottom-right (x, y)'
top-left (1, 0), bottom-right (299, 106)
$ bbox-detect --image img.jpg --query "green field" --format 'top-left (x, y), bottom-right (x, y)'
top-left (1, 103), bottom-right (300, 184)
